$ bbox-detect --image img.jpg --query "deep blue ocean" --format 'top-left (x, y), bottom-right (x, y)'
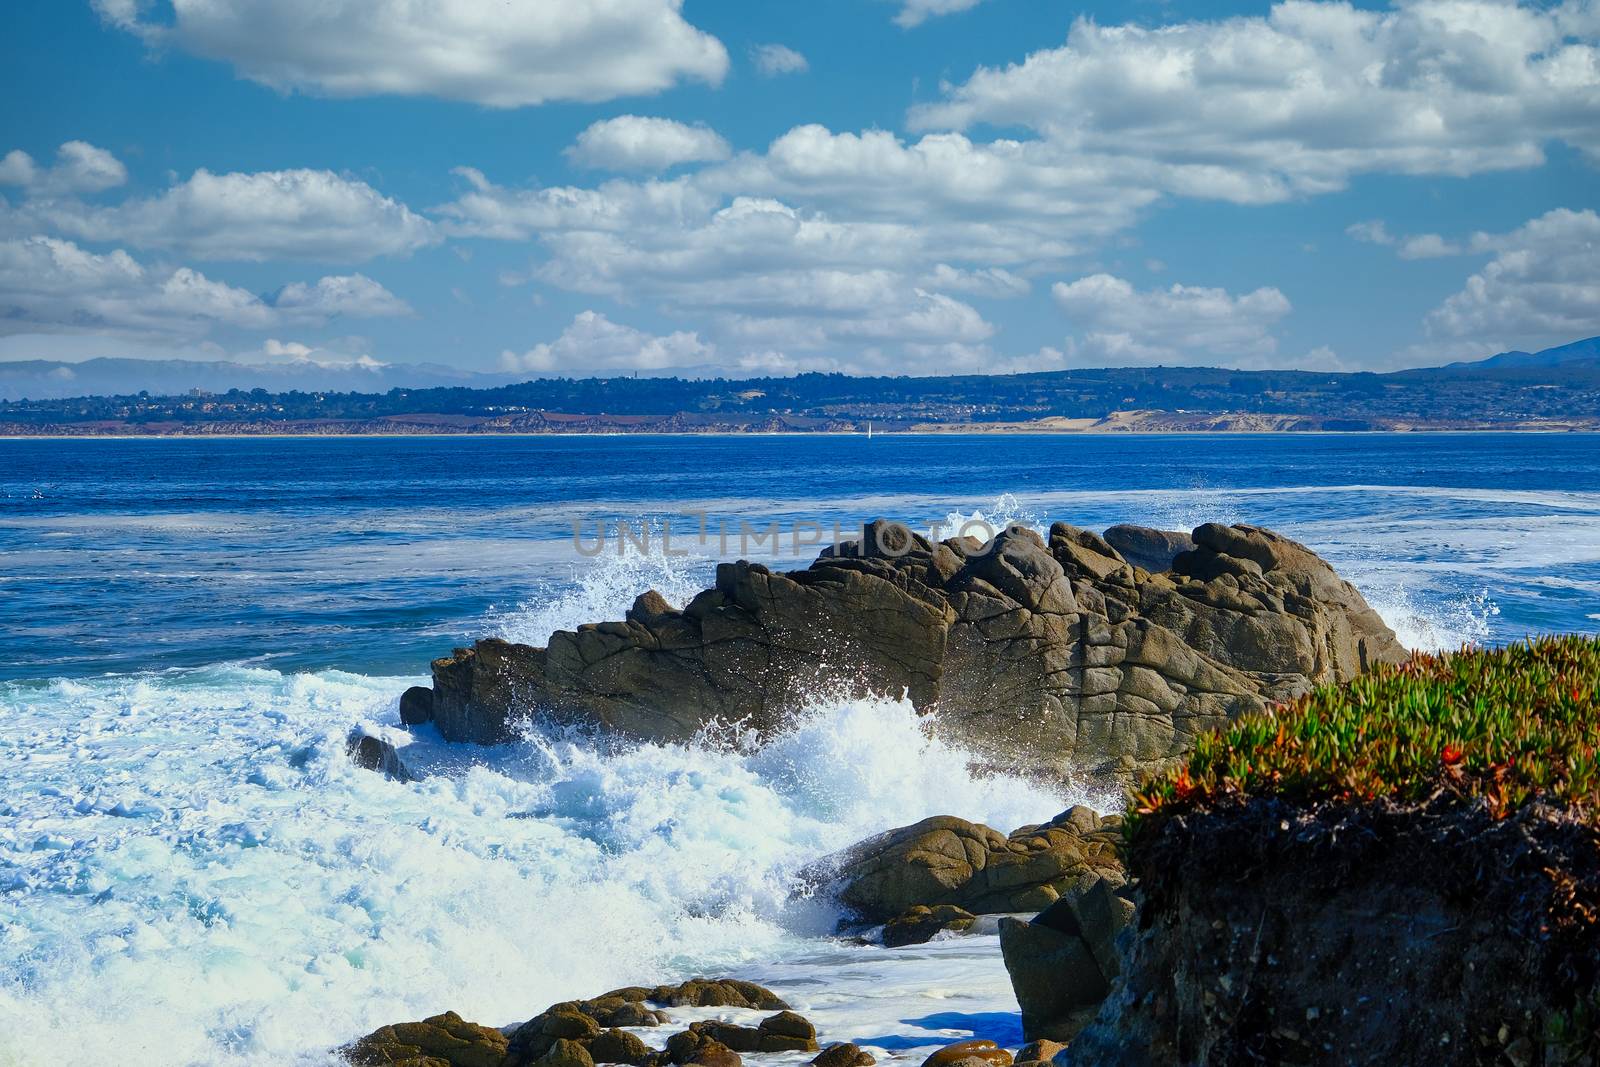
top-left (3, 432), bottom-right (1598, 679)
top-left (2, 432), bottom-right (1599, 1066)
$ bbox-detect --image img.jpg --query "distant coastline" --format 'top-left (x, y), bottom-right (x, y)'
top-left (4, 410), bottom-right (1600, 438)
top-left (4, 334), bottom-right (1597, 438)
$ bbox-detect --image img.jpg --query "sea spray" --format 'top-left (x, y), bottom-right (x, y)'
top-left (1358, 582), bottom-right (1500, 652)
top-left (0, 670), bottom-right (1072, 1066)
top-left (486, 534), bottom-right (715, 648)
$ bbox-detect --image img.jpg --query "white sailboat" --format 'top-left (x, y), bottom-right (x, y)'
top-left (866, 421), bottom-right (874, 439)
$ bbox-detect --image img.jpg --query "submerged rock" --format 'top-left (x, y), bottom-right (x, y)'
top-left (881, 903), bottom-right (977, 947)
top-left (342, 1011), bottom-right (508, 1067)
top-left (814, 806), bottom-right (1124, 921)
top-left (423, 520), bottom-right (1402, 774)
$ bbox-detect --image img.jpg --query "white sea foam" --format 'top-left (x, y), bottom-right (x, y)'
top-left (0, 670), bottom-right (1072, 1067)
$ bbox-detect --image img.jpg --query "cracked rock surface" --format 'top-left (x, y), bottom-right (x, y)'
top-left (423, 520), bottom-right (1404, 774)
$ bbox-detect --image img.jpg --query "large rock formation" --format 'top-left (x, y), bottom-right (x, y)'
top-left (418, 520), bottom-right (1404, 773)
top-left (812, 806), bottom-right (1125, 921)
top-left (1000, 877), bottom-right (1136, 1044)
top-left (1063, 798), bottom-right (1600, 1066)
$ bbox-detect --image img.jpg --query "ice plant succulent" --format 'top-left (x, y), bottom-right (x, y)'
top-left (1131, 635), bottom-right (1600, 829)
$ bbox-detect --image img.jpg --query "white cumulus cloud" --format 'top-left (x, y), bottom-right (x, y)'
top-left (0, 141), bottom-right (127, 197)
top-left (566, 116), bottom-right (731, 172)
top-left (22, 168), bottom-right (437, 263)
top-left (1425, 208), bottom-right (1600, 348)
top-left (93, 0), bottom-right (729, 108)
top-left (0, 235), bottom-right (410, 341)
top-left (1052, 274), bottom-right (1293, 365)
top-left (912, 0), bottom-right (1600, 201)
top-left (501, 311), bottom-right (717, 374)
top-left (270, 273), bottom-right (413, 318)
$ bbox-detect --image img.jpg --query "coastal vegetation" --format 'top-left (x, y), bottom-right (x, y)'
top-left (1132, 636), bottom-right (1600, 827)
top-left (1067, 638), bottom-right (1600, 1064)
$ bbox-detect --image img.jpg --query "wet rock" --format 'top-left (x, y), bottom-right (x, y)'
top-left (399, 685), bottom-right (434, 726)
top-left (687, 1022), bottom-right (762, 1054)
top-left (424, 520), bottom-right (1402, 775)
top-left (505, 1009), bottom-right (603, 1063)
top-left (590, 1001), bottom-right (668, 1028)
top-left (815, 807), bottom-right (1125, 922)
top-left (535, 1038), bottom-right (597, 1067)
top-left (345, 727), bottom-right (413, 782)
top-left (882, 904), bottom-right (977, 947)
top-left (1000, 876), bottom-right (1136, 1043)
top-left (342, 1011), bottom-right (508, 1067)
top-left (756, 1011), bottom-right (818, 1052)
top-left (685, 1045), bottom-right (741, 1067)
top-left (667, 1030), bottom-right (743, 1067)
top-left (648, 979), bottom-right (788, 1010)
top-left (920, 1040), bottom-right (1013, 1067)
top-left (589, 1029), bottom-right (653, 1066)
top-left (811, 1043), bottom-right (876, 1067)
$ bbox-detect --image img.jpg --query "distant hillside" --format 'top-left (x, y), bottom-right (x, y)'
top-left (1, 335), bottom-right (1596, 435)
top-left (1402, 336), bottom-right (1600, 381)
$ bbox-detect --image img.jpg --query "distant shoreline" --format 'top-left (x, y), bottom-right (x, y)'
top-left (3, 423), bottom-right (1598, 441)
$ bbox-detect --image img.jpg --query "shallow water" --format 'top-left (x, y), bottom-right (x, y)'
top-left (2, 433), bottom-right (1598, 1064)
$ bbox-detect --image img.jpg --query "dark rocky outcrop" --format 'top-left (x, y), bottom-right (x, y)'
top-left (813, 806), bottom-right (1125, 921)
top-left (1064, 798), bottom-right (1600, 1066)
top-left (400, 685), bottom-right (435, 726)
top-left (342, 1011), bottom-right (509, 1067)
top-left (423, 520), bottom-right (1403, 774)
top-left (346, 727), bottom-right (414, 782)
top-left (882, 904), bottom-right (978, 947)
top-left (1000, 876), bottom-right (1135, 1044)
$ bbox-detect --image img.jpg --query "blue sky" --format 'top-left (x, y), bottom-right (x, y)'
top-left (1, 0), bottom-right (1596, 379)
